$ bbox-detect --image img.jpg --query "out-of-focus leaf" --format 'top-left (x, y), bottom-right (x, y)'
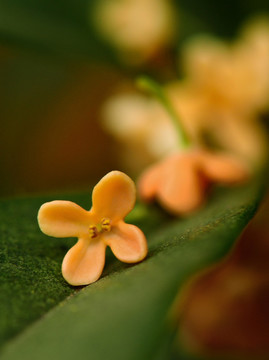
top-left (175, 0), bottom-right (269, 38)
top-left (0, 177), bottom-right (265, 360)
top-left (0, 0), bottom-right (269, 61)
top-left (0, 0), bottom-right (112, 60)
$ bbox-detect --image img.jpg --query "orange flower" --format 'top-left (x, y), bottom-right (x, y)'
top-left (38, 171), bottom-right (148, 286)
top-left (138, 149), bottom-right (249, 215)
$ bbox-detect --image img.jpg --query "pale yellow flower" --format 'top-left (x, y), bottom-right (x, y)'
top-left (240, 17), bottom-right (269, 111)
top-left (93, 0), bottom-right (175, 64)
top-left (179, 18), bottom-right (269, 115)
top-left (167, 82), bottom-right (268, 167)
top-left (166, 17), bottom-right (269, 167)
top-left (102, 93), bottom-right (178, 172)
top-left (38, 171), bottom-right (148, 286)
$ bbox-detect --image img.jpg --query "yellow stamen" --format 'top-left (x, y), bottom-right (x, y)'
top-left (101, 218), bottom-right (111, 232)
top-left (89, 218), bottom-right (111, 238)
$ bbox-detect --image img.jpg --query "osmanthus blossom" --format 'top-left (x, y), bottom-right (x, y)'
top-left (93, 0), bottom-right (175, 64)
top-left (102, 93), bottom-right (178, 172)
top-left (38, 171), bottom-right (148, 286)
top-left (138, 149), bottom-right (249, 216)
top-left (135, 77), bottom-right (250, 216)
top-left (102, 17), bottom-right (269, 170)
top-left (167, 17), bottom-right (269, 167)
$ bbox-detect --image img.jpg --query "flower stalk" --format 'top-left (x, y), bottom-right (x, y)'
top-left (137, 76), bottom-right (191, 149)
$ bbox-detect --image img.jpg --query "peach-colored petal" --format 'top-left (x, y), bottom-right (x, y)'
top-left (91, 171), bottom-right (136, 223)
top-left (199, 152), bottom-right (250, 184)
top-left (157, 153), bottom-right (205, 215)
top-left (38, 200), bottom-right (91, 238)
top-left (103, 220), bottom-right (148, 263)
top-left (138, 162), bottom-right (163, 201)
top-left (62, 238), bottom-right (106, 286)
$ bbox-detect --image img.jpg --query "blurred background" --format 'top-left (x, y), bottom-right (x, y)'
top-left (1, 1), bottom-right (269, 359)
top-left (1, 0), bottom-right (269, 197)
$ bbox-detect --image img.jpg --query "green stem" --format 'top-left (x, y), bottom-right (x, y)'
top-left (137, 76), bottom-right (191, 149)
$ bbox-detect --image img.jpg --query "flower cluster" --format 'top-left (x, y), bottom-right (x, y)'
top-left (102, 17), bottom-right (269, 169)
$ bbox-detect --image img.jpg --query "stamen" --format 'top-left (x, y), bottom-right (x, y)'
top-left (89, 218), bottom-right (111, 239)
top-left (89, 225), bottom-right (98, 238)
top-left (101, 218), bottom-right (111, 232)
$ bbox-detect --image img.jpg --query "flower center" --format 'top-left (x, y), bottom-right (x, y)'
top-left (89, 218), bottom-right (111, 239)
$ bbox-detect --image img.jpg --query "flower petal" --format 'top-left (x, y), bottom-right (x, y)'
top-left (157, 153), bottom-right (205, 215)
top-left (138, 162), bottom-right (163, 202)
top-left (104, 221), bottom-right (148, 263)
top-left (62, 238), bottom-right (106, 286)
top-left (91, 171), bottom-right (136, 223)
top-left (200, 152), bottom-right (250, 184)
top-left (38, 200), bottom-right (91, 238)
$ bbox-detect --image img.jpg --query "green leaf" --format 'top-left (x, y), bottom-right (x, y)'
top-left (0, 178), bottom-right (265, 359)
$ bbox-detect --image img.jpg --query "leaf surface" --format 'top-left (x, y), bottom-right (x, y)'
top-left (0, 179), bottom-right (265, 360)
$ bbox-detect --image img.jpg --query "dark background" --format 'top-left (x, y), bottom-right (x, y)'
top-left (0, 0), bottom-right (268, 197)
